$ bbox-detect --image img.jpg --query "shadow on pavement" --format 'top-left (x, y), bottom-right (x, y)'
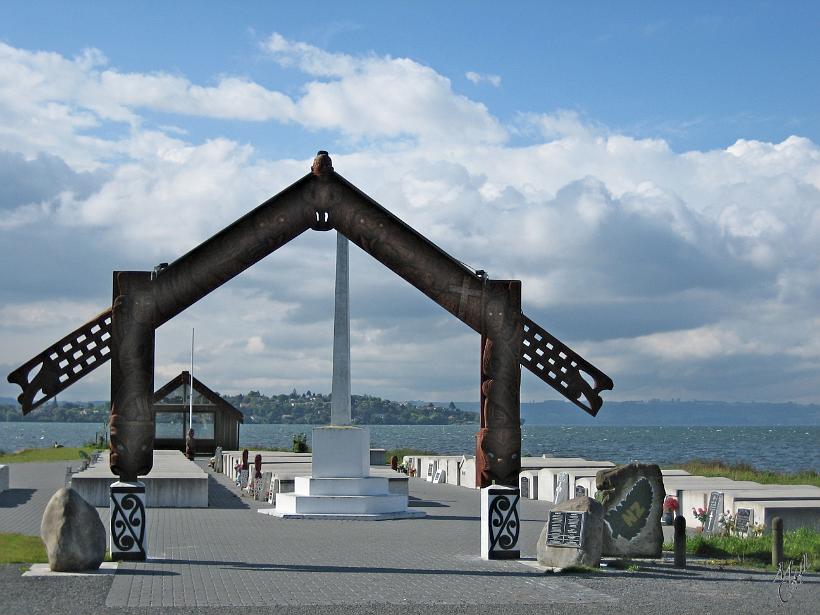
top-left (0, 488), bottom-right (36, 507)
top-left (206, 475), bottom-right (250, 510)
top-left (148, 558), bottom-right (546, 578)
top-left (114, 568), bottom-right (180, 576)
top-left (598, 562), bottom-right (787, 584)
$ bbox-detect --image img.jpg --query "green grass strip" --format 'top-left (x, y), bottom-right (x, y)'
top-left (663, 528), bottom-right (819, 571)
top-left (0, 533), bottom-right (48, 564)
top-left (669, 459), bottom-right (820, 487)
top-left (0, 446), bottom-right (101, 464)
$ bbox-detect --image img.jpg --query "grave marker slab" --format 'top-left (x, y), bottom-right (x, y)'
top-left (735, 508), bottom-right (753, 534)
top-left (705, 492), bottom-right (724, 534)
top-left (520, 476), bottom-right (530, 499)
top-left (554, 472), bottom-right (570, 505)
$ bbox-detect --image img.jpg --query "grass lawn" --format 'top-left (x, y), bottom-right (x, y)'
top-left (0, 446), bottom-right (101, 464)
top-left (663, 528), bottom-right (819, 571)
top-left (383, 448), bottom-right (436, 463)
top-left (0, 533), bottom-right (48, 564)
top-left (669, 459), bottom-right (820, 487)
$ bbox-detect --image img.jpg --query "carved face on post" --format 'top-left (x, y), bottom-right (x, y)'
top-left (477, 427), bottom-right (521, 487)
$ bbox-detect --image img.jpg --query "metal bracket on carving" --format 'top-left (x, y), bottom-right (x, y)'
top-left (6, 309), bottom-right (113, 414)
top-left (520, 314), bottom-right (613, 416)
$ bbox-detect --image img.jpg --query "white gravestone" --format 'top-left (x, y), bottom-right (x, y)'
top-left (480, 485), bottom-right (521, 560)
top-left (704, 491), bottom-right (724, 534)
top-left (554, 472), bottom-right (570, 505)
top-left (109, 481), bottom-right (147, 561)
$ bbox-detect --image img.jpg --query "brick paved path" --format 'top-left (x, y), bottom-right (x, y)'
top-left (3, 460), bottom-right (817, 614)
top-left (106, 467), bottom-right (611, 608)
top-left (0, 461), bottom-right (81, 535)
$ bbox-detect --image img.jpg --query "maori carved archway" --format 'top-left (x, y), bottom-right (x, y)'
top-left (8, 152), bottom-right (613, 487)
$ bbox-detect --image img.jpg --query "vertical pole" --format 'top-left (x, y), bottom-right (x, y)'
top-left (189, 328), bottom-right (194, 431)
top-left (330, 231), bottom-right (352, 426)
top-left (674, 515), bottom-right (687, 568)
top-left (772, 517), bottom-right (784, 567)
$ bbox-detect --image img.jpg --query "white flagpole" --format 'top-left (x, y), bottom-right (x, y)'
top-left (189, 328), bottom-right (194, 431)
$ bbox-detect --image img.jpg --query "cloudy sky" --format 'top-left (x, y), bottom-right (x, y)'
top-left (1, 2), bottom-right (819, 407)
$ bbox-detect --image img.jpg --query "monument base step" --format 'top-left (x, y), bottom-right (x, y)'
top-left (273, 492), bottom-right (410, 515)
top-left (294, 475), bottom-right (390, 496)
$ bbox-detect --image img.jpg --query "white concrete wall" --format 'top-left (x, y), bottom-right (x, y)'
top-left (742, 501), bottom-right (820, 532)
top-left (460, 458), bottom-right (476, 488)
top-left (0, 464), bottom-right (8, 493)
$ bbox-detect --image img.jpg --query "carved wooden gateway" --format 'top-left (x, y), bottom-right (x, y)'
top-left (8, 152), bottom-right (613, 487)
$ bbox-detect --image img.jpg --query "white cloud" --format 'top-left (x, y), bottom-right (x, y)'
top-left (465, 71), bottom-right (501, 87)
top-left (262, 33), bottom-right (507, 145)
top-left (245, 336), bottom-right (266, 354)
top-left (1, 36), bottom-right (820, 405)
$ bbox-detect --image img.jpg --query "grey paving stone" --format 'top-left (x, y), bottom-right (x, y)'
top-left (3, 459), bottom-right (818, 614)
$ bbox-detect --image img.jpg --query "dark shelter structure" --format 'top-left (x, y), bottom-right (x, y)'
top-left (153, 371), bottom-right (243, 454)
top-left (8, 151), bottom-right (613, 489)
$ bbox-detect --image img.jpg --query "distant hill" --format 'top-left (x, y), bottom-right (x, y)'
top-left (448, 400), bottom-right (820, 426)
top-left (3, 393), bottom-right (818, 426)
top-left (0, 391), bottom-right (477, 425)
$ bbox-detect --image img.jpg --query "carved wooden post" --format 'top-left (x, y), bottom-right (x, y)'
top-left (109, 271), bottom-right (156, 481)
top-left (476, 279), bottom-right (522, 488)
top-left (108, 271), bottom-right (154, 561)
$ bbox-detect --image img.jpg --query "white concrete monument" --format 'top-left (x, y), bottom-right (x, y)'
top-left (261, 233), bottom-right (423, 519)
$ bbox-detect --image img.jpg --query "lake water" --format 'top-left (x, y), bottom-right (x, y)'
top-left (1, 422), bottom-right (818, 472)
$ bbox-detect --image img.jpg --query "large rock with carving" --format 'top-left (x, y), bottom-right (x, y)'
top-left (596, 463), bottom-right (665, 557)
top-left (41, 488), bottom-right (106, 571)
top-left (537, 496), bottom-right (603, 569)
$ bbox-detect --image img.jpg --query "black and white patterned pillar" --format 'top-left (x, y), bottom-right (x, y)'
top-left (110, 481), bottom-right (147, 561)
top-left (480, 485), bottom-right (520, 560)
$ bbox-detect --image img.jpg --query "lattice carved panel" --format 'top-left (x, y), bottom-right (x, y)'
top-left (7, 308), bottom-right (113, 413)
top-left (520, 315), bottom-right (613, 416)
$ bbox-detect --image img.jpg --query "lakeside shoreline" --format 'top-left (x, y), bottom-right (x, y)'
top-left (2, 422), bottom-right (818, 473)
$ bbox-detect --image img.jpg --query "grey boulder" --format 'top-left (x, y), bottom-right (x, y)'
top-left (41, 488), bottom-right (106, 571)
top-left (537, 496), bottom-right (603, 569)
top-left (596, 463), bottom-right (665, 557)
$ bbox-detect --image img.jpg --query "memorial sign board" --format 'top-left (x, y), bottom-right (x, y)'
top-left (735, 508), bottom-right (753, 534)
top-left (546, 510), bottom-right (586, 548)
top-left (704, 491), bottom-right (724, 534)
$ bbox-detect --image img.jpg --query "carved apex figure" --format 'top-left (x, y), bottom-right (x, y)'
top-left (311, 150), bottom-right (333, 176)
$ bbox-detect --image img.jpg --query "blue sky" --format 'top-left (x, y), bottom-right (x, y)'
top-left (1, 2), bottom-right (819, 406)
top-left (3, 1), bottom-right (817, 155)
